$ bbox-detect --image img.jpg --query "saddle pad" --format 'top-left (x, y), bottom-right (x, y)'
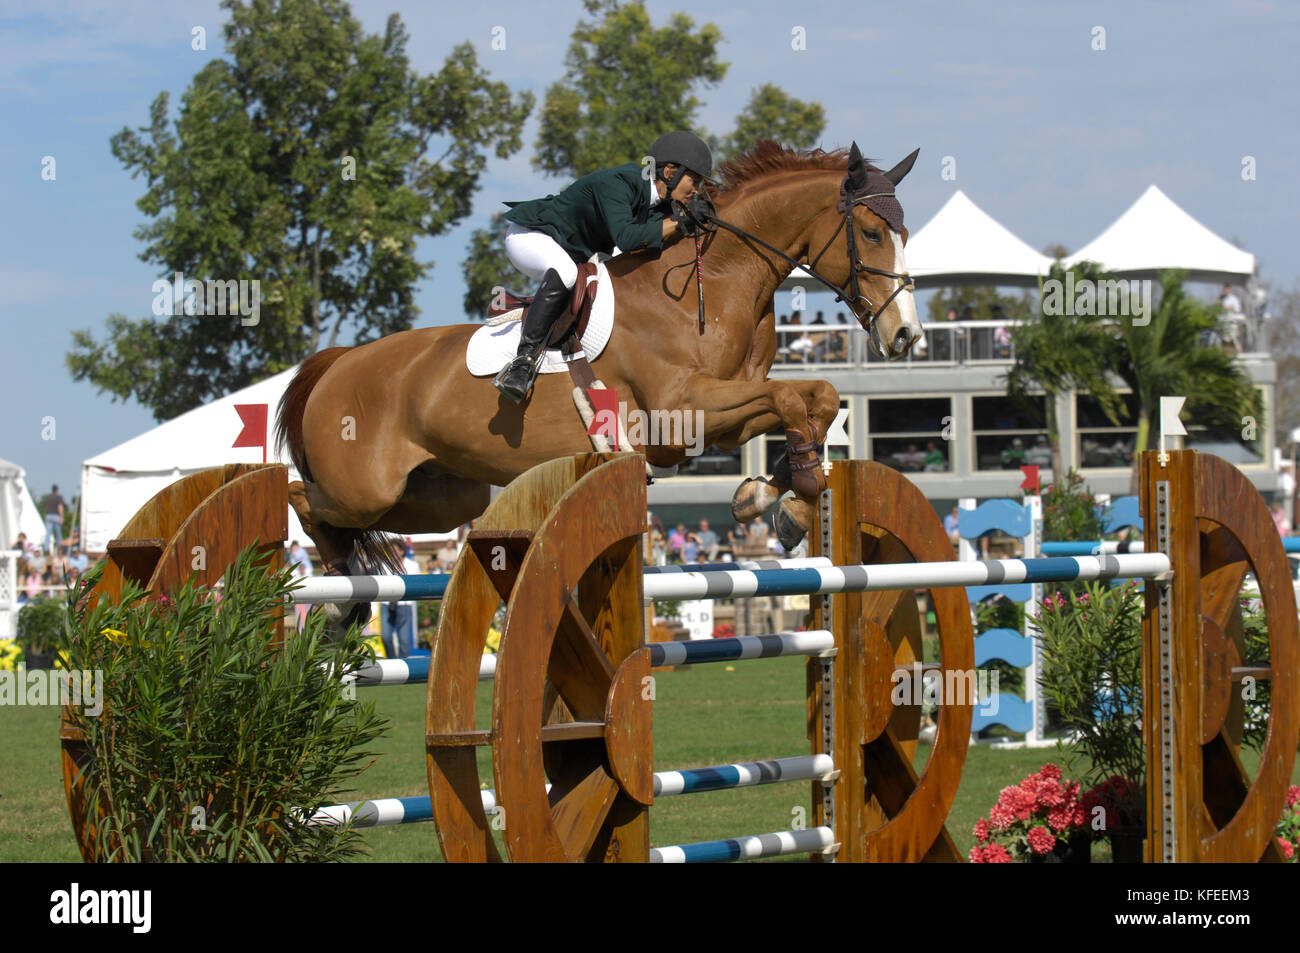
top-left (465, 261), bottom-right (614, 377)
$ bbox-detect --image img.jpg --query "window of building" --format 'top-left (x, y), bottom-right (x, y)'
top-left (1076, 392), bottom-right (1138, 468)
top-left (972, 395), bottom-right (1049, 471)
top-left (868, 397), bottom-right (953, 473)
top-left (678, 445), bottom-right (743, 476)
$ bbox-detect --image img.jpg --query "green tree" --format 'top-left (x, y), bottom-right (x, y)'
top-left (461, 2), bottom-right (827, 319)
top-left (67, 0), bottom-right (532, 420)
top-left (533, 0), bottom-right (727, 178)
top-left (713, 83), bottom-right (826, 163)
top-left (1003, 262), bottom-right (1126, 477)
top-left (1111, 269), bottom-right (1262, 489)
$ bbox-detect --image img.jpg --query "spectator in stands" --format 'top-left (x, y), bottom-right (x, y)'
top-left (68, 548), bottom-right (89, 577)
top-left (923, 441), bottom-right (947, 472)
top-left (41, 485), bottom-right (67, 556)
top-left (726, 522), bottom-right (747, 553)
top-left (1272, 499), bottom-right (1291, 537)
top-left (1220, 284), bottom-right (1242, 313)
top-left (1002, 438), bottom-right (1028, 468)
top-left (944, 505), bottom-right (960, 545)
top-left (681, 530), bottom-right (700, 563)
top-left (287, 540), bottom-right (313, 631)
top-left (898, 443), bottom-right (926, 472)
top-left (434, 540), bottom-right (458, 572)
top-left (834, 311), bottom-right (848, 324)
top-left (696, 520), bottom-right (719, 561)
top-left (668, 523), bottom-right (687, 560)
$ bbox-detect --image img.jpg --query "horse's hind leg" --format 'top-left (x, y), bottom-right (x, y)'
top-left (288, 480), bottom-right (375, 638)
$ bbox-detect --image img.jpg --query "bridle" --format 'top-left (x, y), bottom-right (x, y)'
top-left (689, 180), bottom-right (915, 331)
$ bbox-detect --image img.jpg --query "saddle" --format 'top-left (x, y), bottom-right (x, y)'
top-left (487, 262), bottom-right (600, 356)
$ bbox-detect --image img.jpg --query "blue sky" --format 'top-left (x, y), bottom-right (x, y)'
top-left (2, 0), bottom-right (1298, 497)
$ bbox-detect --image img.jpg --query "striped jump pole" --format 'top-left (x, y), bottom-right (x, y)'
top-left (290, 557), bottom-right (832, 604)
top-left (1044, 537), bottom-right (1300, 556)
top-left (347, 653), bottom-right (496, 686)
top-left (649, 630), bottom-right (835, 666)
top-left (641, 553), bottom-right (1172, 601)
top-left (316, 755), bottom-right (832, 828)
top-left (650, 826), bottom-right (836, 863)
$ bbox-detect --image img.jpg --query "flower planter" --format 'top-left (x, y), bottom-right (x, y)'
top-left (1108, 829), bottom-right (1144, 863)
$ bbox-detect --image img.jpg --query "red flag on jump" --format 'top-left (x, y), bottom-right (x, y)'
top-left (233, 403), bottom-right (269, 463)
top-left (1019, 465), bottom-right (1040, 494)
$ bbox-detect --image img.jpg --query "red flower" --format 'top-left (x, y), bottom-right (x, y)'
top-left (973, 818), bottom-right (991, 844)
top-left (1287, 785), bottom-right (1300, 809)
top-left (1026, 826), bottom-right (1056, 855)
top-left (982, 843), bottom-right (1012, 863)
top-left (1279, 838), bottom-right (1295, 861)
top-left (989, 803), bottom-right (1015, 830)
top-left (1038, 763), bottom-right (1062, 781)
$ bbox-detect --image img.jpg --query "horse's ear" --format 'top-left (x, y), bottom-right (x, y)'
top-left (846, 141), bottom-right (868, 191)
top-left (884, 148), bottom-right (920, 185)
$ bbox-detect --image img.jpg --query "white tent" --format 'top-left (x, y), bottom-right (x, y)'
top-left (80, 367), bottom-right (457, 555)
top-left (903, 190), bottom-right (1056, 288)
top-left (1065, 185), bottom-right (1255, 283)
top-left (0, 456), bottom-right (47, 551)
top-left (778, 190), bottom-right (1054, 291)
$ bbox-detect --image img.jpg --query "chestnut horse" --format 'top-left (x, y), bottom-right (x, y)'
top-left (276, 140), bottom-right (923, 580)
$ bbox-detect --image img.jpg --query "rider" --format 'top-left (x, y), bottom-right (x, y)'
top-left (493, 130), bottom-right (715, 403)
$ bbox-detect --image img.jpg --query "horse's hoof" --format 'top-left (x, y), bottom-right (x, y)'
top-left (774, 498), bottom-right (812, 551)
top-left (321, 601), bottom-right (371, 641)
top-left (731, 476), bottom-right (785, 522)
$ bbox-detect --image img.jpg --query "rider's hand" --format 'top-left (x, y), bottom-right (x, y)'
top-left (670, 204), bottom-right (698, 238)
top-left (685, 191), bottom-right (717, 229)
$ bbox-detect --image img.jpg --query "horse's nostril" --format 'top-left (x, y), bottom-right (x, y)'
top-left (894, 327), bottom-right (913, 350)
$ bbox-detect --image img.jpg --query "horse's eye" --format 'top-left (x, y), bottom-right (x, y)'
top-left (862, 228), bottom-right (882, 244)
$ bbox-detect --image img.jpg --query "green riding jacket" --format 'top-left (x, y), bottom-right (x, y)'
top-left (503, 162), bottom-right (668, 263)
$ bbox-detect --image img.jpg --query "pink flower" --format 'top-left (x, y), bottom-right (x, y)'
top-left (989, 804), bottom-right (1016, 830)
top-left (1287, 785), bottom-right (1300, 809)
top-left (1026, 826), bottom-right (1056, 855)
top-left (973, 818), bottom-right (991, 844)
top-left (1048, 805), bottom-right (1078, 832)
top-left (969, 846), bottom-right (985, 863)
top-left (1279, 838), bottom-right (1295, 860)
top-left (1039, 763), bottom-right (1062, 780)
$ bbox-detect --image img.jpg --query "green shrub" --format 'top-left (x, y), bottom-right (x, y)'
top-left (1032, 580), bottom-right (1144, 791)
top-left (17, 597), bottom-right (65, 655)
top-left (64, 548), bottom-right (387, 862)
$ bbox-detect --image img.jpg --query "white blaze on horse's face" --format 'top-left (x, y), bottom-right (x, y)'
top-left (884, 230), bottom-right (923, 358)
top-left (864, 230), bottom-right (923, 361)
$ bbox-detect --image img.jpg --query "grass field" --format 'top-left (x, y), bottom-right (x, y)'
top-left (2, 655), bottom-right (1295, 863)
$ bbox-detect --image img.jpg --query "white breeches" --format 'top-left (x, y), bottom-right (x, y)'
top-left (504, 223), bottom-right (578, 289)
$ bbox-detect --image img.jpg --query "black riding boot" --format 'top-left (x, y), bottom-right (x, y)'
top-left (493, 268), bottom-right (571, 404)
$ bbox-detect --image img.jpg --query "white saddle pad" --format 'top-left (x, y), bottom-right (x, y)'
top-left (465, 261), bottom-right (614, 376)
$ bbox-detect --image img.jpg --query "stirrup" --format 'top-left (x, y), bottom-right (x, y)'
top-left (494, 354), bottom-right (541, 404)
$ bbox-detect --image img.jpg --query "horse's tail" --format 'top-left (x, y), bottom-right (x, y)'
top-left (275, 348), bottom-right (349, 482)
top-left (275, 349), bottom-right (402, 575)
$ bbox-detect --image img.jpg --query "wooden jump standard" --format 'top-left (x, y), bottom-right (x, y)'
top-left (62, 451), bottom-right (1298, 863)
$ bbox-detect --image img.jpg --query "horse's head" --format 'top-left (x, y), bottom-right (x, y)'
top-left (806, 143), bottom-right (923, 360)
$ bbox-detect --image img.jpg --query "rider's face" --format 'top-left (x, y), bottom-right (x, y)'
top-left (671, 169), bottom-right (702, 203)
top-left (657, 165), bottom-right (702, 203)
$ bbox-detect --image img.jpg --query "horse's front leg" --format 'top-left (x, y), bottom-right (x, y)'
top-left (674, 375), bottom-right (838, 548)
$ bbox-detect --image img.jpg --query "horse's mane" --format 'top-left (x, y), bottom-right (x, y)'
top-left (711, 140), bottom-right (866, 207)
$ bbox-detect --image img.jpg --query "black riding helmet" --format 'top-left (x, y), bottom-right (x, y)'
top-left (649, 131), bottom-right (715, 194)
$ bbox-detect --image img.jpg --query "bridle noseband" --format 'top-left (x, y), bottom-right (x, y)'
top-left (690, 180), bottom-right (915, 331)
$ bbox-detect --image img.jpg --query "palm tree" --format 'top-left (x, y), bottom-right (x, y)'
top-left (1005, 262), bottom-right (1126, 478)
top-left (1112, 269), bottom-right (1262, 491)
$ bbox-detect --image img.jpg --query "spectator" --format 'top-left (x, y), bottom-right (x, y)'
top-left (1002, 438), bottom-right (1028, 468)
top-left (811, 310), bottom-right (825, 325)
top-left (41, 484), bottom-right (67, 556)
top-left (923, 441), bottom-right (947, 472)
top-left (898, 443), bottom-right (925, 472)
top-left (1219, 284), bottom-right (1245, 352)
top-left (287, 540), bottom-right (313, 631)
top-left (834, 311), bottom-right (848, 324)
top-left (68, 548), bottom-right (90, 577)
top-left (1272, 500), bottom-right (1292, 537)
top-left (681, 531), bottom-right (700, 563)
top-left (434, 540), bottom-right (458, 572)
top-left (726, 521), bottom-right (746, 550)
top-left (696, 520), bottom-right (719, 561)
top-left (1220, 284), bottom-right (1242, 313)
top-left (944, 505), bottom-right (960, 545)
top-left (747, 517), bottom-right (769, 547)
top-left (667, 523), bottom-right (687, 560)
top-left (1279, 464), bottom-right (1297, 526)
top-left (991, 305), bottom-right (1011, 358)
top-left (380, 541), bottom-right (420, 658)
